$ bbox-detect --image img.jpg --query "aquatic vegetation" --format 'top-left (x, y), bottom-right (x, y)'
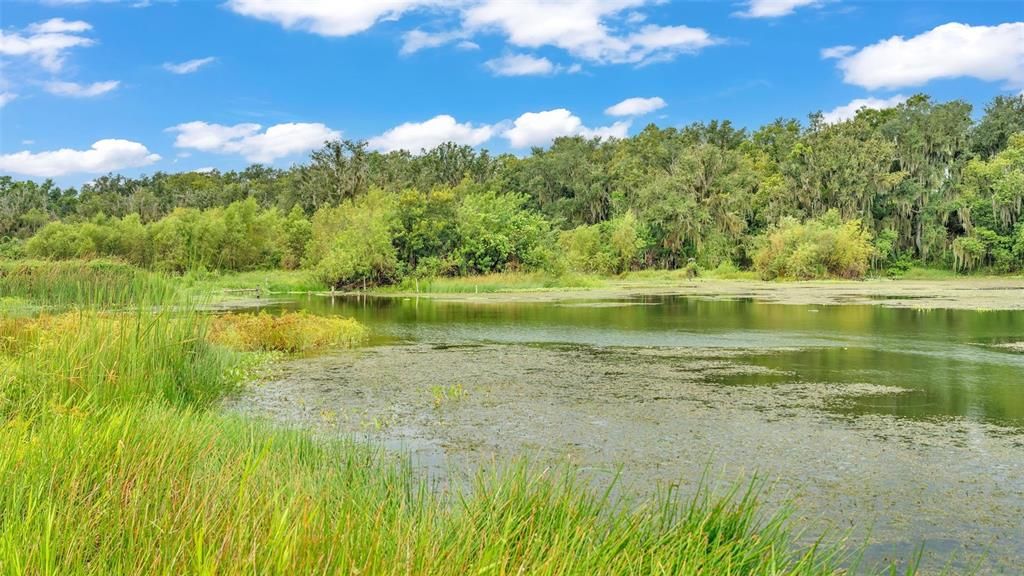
top-left (208, 311), bottom-right (367, 353)
top-left (431, 382), bottom-right (467, 408)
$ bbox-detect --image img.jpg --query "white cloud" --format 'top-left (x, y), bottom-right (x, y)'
top-left (0, 139), bottom-right (160, 178)
top-left (0, 19), bottom-right (95, 71)
top-left (463, 1), bottom-right (718, 65)
top-left (44, 80), bottom-right (119, 97)
top-left (502, 108), bottom-right (629, 148)
top-left (605, 96), bottom-right (666, 116)
top-left (401, 29), bottom-right (468, 55)
top-left (484, 54), bottom-right (555, 76)
top-left (821, 94), bottom-right (907, 124)
top-left (832, 22), bottom-right (1024, 90)
top-left (225, 0), bottom-right (443, 37)
top-left (456, 40), bottom-right (480, 50)
top-left (0, 92), bottom-right (16, 107)
top-left (736, 0), bottom-right (821, 18)
top-left (168, 121), bottom-right (340, 163)
top-left (625, 11), bottom-right (646, 24)
top-left (192, 166), bottom-right (216, 173)
top-left (580, 121), bottom-right (631, 140)
top-left (820, 45), bottom-right (853, 59)
top-left (27, 18), bottom-right (92, 34)
top-left (228, 1), bottom-right (719, 66)
top-left (163, 56), bottom-right (216, 74)
top-left (368, 114), bottom-right (495, 152)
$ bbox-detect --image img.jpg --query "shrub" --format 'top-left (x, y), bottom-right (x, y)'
top-left (0, 237), bottom-right (25, 260)
top-left (23, 199), bottom-right (302, 274)
top-left (753, 210), bottom-right (874, 280)
top-left (305, 189), bottom-right (400, 289)
top-left (559, 211), bottom-right (646, 275)
top-left (952, 227), bottom-right (1016, 272)
top-left (453, 190), bottom-right (554, 274)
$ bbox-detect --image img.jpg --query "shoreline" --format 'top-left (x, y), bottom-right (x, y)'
top-left (313, 277), bottom-right (1024, 311)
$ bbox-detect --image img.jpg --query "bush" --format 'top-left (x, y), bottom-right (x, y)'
top-left (753, 211), bottom-right (874, 280)
top-left (305, 189), bottom-right (400, 289)
top-left (453, 190), bottom-right (554, 274)
top-left (559, 211), bottom-right (646, 275)
top-left (0, 237), bottom-right (25, 260)
top-left (23, 199), bottom-right (302, 274)
top-left (952, 227), bottom-right (1016, 272)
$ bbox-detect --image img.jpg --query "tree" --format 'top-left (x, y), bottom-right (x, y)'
top-left (298, 140), bottom-right (369, 212)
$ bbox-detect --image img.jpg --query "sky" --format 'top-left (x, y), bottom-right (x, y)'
top-left (1, 0), bottom-right (1022, 186)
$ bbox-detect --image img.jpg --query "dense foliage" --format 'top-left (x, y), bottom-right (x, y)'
top-left (4, 94), bottom-right (1024, 283)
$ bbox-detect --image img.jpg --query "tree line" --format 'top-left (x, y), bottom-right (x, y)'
top-left (2, 93), bottom-right (1023, 285)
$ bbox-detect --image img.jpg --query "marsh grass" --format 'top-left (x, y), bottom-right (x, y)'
top-left (0, 266), bottom-right (914, 575)
top-left (0, 259), bottom-right (177, 309)
top-left (182, 268), bottom-right (323, 295)
top-left (0, 309), bottom-right (238, 419)
top-left (208, 311), bottom-right (367, 353)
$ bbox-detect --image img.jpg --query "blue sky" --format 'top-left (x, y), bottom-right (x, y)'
top-left (1, 0), bottom-right (1022, 186)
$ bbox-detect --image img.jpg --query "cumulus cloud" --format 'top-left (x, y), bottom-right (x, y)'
top-left (0, 92), bottom-right (16, 107)
top-left (44, 80), bottom-right (119, 97)
top-left (605, 96), bottom-right (666, 116)
top-left (0, 139), bottom-right (160, 178)
top-left (736, 0), bottom-right (822, 18)
top-left (502, 108), bottom-right (629, 148)
top-left (821, 94), bottom-right (907, 124)
top-left (225, 0), bottom-right (443, 37)
top-left (484, 54), bottom-right (556, 76)
top-left (0, 18), bottom-right (95, 71)
top-left (168, 121), bottom-right (340, 163)
top-left (228, 1), bottom-right (719, 66)
top-left (463, 1), bottom-right (718, 65)
top-left (832, 22), bottom-right (1024, 90)
top-left (163, 56), bottom-right (216, 74)
top-left (368, 115), bottom-right (495, 152)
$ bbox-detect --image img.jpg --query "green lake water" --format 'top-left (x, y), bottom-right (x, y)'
top-left (231, 294), bottom-right (1024, 574)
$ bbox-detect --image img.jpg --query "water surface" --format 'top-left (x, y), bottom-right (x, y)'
top-left (230, 294), bottom-right (1024, 573)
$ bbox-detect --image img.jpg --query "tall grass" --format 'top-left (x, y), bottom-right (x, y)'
top-left (0, 407), bottom-right (854, 575)
top-left (0, 310), bottom-right (236, 420)
top-left (0, 263), bottom-right (905, 575)
top-left (0, 260), bottom-right (177, 309)
top-left (181, 268), bottom-right (324, 295)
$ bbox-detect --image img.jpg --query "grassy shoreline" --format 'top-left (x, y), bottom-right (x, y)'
top-left (362, 273), bottom-right (1024, 312)
top-left (1, 263), bottom-right (912, 575)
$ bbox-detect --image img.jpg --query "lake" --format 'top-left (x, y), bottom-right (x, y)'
top-left (228, 293), bottom-right (1024, 574)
